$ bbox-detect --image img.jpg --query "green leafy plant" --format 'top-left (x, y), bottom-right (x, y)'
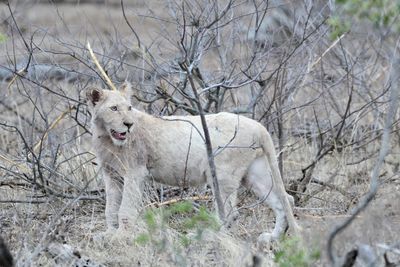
top-left (274, 237), bottom-right (321, 267)
top-left (328, 0), bottom-right (400, 39)
top-left (135, 201), bottom-right (220, 248)
top-left (327, 16), bottom-right (350, 40)
top-left (0, 33), bottom-right (7, 43)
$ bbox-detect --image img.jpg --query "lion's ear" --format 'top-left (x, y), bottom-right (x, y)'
top-left (119, 82), bottom-right (134, 102)
top-left (86, 88), bottom-right (105, 108)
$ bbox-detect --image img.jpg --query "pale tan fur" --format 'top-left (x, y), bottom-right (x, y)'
top-left (86, 83), bottom-right (301, 242)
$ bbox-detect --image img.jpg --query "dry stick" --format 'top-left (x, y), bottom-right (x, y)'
top-left (33, 107), bottom-right (75, 152)
top-left (24, 188), bottom-right (88, 267)
top-left (0, 99), bottom-right (43, 133)
top-left (86, 42), bottom-right (117, 91)
top-left (310, 178), bottom-right (351, 198)
top-left (184, 63), bottom-right (225, 220)
top-left (326, 58), bottom-right (400, 266)
top-left (308, 33), bottom-right (347, 71)
top-left (0, 154), bottom-right (30, 173)
top-left (296, 85), bottom-right (354, 204)
top-left (5, 1), bottom-right (33, 89)
top-left (121, 0), bottom-right (141, 49)
top-left (0, 199), bottom-right (46, 204)
top-left (7, 68), bottom-right (26, 91)
top-left (145, 196), bottom-right (210, 208)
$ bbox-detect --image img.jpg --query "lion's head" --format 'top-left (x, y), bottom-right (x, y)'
top-left (86, 84), bottom-right (135, 146)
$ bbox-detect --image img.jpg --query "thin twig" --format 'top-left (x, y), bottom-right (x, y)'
top-left (0, 199), bottom-right (47, 204)
top-left (121, 0), bottom-right (141, 48)
top-left (144, 195), bottom-right (210, 208)
top-left (326, 56), bottom-right (400, 266)
top-left (0, 154), bottom-right (30, 173)
top-left (33, 107), bottom-right (75, 152)
top-left (309, 33), bottom-right (347, 70)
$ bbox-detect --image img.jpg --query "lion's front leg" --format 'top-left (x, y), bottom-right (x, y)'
top-left (118, 167), bottom-right (148, 231)
top-left (103, 172), bottom-right (123, 231)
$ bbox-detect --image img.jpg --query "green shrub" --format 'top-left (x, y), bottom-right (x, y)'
top-left (0, 33), bottom-right (7, 43)
top-left (274, 237), bottom-right (321, 267)
top-left (135, 201), bottom-right (220, 249)
top-left (329, 0), bottom-right (400, 39)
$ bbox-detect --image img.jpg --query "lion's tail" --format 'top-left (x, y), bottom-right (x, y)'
top-left (260, 129), bottom-right (302, 236)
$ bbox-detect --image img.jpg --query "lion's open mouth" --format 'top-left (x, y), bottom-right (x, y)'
top-left (111, 129), bottom-right (127, 141)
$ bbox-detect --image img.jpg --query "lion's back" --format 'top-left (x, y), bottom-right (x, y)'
top-left (142, 112), bottom-right (267, 185)
top-left (164, 112), bottom-right (265, 135)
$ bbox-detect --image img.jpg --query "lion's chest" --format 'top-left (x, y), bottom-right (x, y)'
top-left (95, 138), bottom-right (146, 176)
top-left (99, 150), bottom-right (133, 177)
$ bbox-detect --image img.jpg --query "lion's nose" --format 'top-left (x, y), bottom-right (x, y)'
top-left (124, 122), bottom-right (133, 130)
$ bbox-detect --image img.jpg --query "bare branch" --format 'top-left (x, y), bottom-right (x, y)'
top-left (326, 54), bottom-right (400, 266)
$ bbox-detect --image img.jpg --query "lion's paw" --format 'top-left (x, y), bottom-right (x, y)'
top-left (185, 232), bottom-right (197, 240)
top-left (257, 233), bottom-right (273, 244)
top-left (92, 229), bottom-right (117, 247)
top-left (257, 233), bottom-right (278, 248)
top-left (99, 229), bottom-right (134, 247)
top-left (94, 229), bottom-right (134, 246)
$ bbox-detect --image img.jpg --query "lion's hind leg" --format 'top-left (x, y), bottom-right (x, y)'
top-left (209, 168), bottom-right (242, 227)
top-left (245, 157), bottom-right (288, 243)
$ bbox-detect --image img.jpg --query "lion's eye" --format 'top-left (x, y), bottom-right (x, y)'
top-left (110, 106), bottom-right (118, 111)
top-left (128, 106), bottom-right (132, 111)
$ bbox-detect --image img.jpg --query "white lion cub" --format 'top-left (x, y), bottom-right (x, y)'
top-left (86, 83), bottom-right (300, 243)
